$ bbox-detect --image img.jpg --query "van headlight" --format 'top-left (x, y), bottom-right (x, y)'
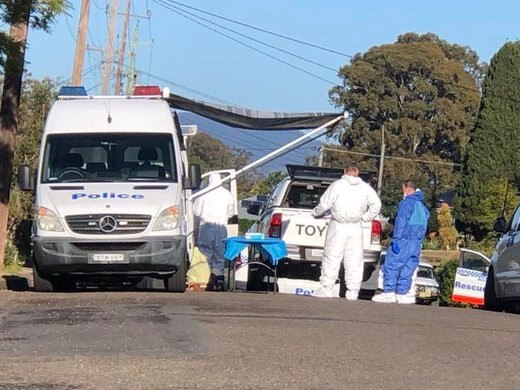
top-left (153, 206), bottom-right (180, 231)
top-left (35, 207), bottom-right (64, 232)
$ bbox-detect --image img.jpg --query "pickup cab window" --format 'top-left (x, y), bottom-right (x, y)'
top-left (282, 183), bottom-right (328, 209)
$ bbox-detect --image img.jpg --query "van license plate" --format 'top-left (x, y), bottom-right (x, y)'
top-left (311, 249), bottom-right (323, 257)
top-left (90, 253), bottom-right (126, 263)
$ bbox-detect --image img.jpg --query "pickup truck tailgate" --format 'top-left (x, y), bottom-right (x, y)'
top-left (277, 208), bottom-right (377, 261)
top-left (280, 208), bottom-right (328, 248)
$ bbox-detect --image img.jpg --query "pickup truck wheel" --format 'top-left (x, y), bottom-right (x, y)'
top-left (33, 262), bottom-right (54, 292)
top-left (164, 256), bottom-right (187, 292)
top-left (484, 267), bottom-right (503, 312)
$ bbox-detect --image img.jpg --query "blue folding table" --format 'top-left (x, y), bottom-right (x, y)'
top-left (224, 237), bottom-right (287, 292)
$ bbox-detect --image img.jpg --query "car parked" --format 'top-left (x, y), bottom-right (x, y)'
top-left (415, 262), bottom-right (440, 305)
top-left (479, 210), bottom-right (520, 310)
top-left (377, 251), bottom-right (439, 304)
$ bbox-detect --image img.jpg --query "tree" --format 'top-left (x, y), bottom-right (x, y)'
top-left (187, 132), bottom-right (256, 198)
top-left (456, 42), bottom-right (520, 239)
top-left (6, 78), bottom-right (58, 265)
top-left (329, 33), bottom-right (483, 217)
top-left (437, 203), bottom-right (458, 250)
top-left (247, 171), bottom-right (286, 197)
top-left (0, 0), bottom-right (67, 267)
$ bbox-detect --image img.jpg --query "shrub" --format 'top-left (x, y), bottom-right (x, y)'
top-left (238, 219), bottom-right (256, 235)
top-left (464, 233), bottom-right (497, 258)
top-left (4, 239), bottom-right (22, 273)
top-left (422, 237), bottom-right (442, 250)
top-left (437, 260), bottom-right (459, 306)
top-left (437, 203), bottom-right (458, 250)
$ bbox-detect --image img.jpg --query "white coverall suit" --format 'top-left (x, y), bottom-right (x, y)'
top-left (312, 174), bottom-right (381, 299)
top-left (193, 173), bottom-right (234, 276)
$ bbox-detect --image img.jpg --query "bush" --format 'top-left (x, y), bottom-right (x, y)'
top-left (464, 233), bottom-right (497, 258)
top-left (437, 260), bottom-right (458, 306)
top-left (238, 219), bottom-right (256, 235)
top-left (422, 237), bottom-right (442, 250)
top-left (4, 239), bottom-right (22, 273)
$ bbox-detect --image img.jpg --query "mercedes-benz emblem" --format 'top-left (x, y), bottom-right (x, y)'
top-left (99, 215), bottom-right (117, 233)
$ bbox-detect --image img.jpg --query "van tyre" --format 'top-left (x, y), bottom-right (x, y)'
top-left (484, 267), bottom-right (503, 312)
top-left (33, 262), bottom-right (54, 292)
top-left (164, 256), bottom-right (187, 292)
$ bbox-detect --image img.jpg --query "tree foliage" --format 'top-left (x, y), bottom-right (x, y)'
top-left (455, 42), bottom-right (520, 239)
top-left (0, 1), bottom-right (69, 69)
top-left (437, 203), bottom-right (458, 250)
top-left (187, 132), bottom-right (256, 198)
top-left (8, 78), bottom-right (58, 262)
top-left (247, 170), bottom-right (286, 197)
top-left (329, 33), bottom-right (483, 215)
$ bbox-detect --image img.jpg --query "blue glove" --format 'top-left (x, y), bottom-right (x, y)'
top-left (391, 240), bottom-right (400, 254)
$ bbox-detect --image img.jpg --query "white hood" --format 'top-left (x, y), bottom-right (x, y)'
top-left (37, 182), bottom-right (181, 235)
top-left (342, 174), bottom-right (362, 186)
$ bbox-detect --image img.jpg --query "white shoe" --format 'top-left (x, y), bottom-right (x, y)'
top-left (312, 287), bottom-right (335, 298)
top-left (396, 294), bottom-right (416, 304)
top-left (371, 292), bottom-right (396, 303)
top-left (345, 290), bottom-right (358, 301)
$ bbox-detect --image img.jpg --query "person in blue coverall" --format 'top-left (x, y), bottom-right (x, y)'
top-left (372, 180), bottom-right (430, 304)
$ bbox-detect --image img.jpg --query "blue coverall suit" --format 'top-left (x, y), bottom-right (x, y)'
top-left (383, 190), bottom-right (430, 295)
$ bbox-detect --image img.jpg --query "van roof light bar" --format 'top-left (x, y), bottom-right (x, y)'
top-left (133, 85), bottom-right (162, 96)
top-left (58, 86), bottom-right (87, 96)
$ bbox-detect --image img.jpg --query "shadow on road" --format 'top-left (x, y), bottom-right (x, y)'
top-left (2, 275), bottom-right (30, 291)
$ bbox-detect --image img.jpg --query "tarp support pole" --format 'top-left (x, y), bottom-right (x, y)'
top-left (188, 114), bottom-right (345, 201)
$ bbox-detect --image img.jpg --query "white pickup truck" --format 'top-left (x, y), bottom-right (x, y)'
top-left (244, 165), bottom-right (382, 293)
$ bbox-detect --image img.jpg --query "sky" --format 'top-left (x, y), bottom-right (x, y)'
top-left (25, 0), bottom-right (520, 113)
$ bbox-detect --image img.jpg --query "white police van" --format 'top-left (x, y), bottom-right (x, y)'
top-left (17, 86), bottom-right (203, 292)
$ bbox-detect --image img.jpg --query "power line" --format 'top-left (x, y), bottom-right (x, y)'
top-left (156, 0), bottom-right (351, 58)
top-left (134, 67), bottom-right (244, 106)
top-left (63, 13), bottom-right (77, 42)
top-left (153, 0), bottom-right (338, 86)
top-left (156, 0), bottom-right (520, 106)
top-left (156, 1), bottom-right (338, 73)
top-left (126, 67), bottom-right (320, 161)
top-left (224, 131), bottom-right (313, 161)
top-left (321, 146), bottom-right (462, 167)
top-left (197, 131), bottom-right (304, 166)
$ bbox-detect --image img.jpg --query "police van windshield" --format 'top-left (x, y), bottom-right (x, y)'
top-left (41, 133), bottom-right (177, 183)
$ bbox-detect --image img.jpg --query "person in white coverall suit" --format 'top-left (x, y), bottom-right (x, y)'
top-left (311, 164), bottom-right (381, 300)
top-left (193, 173), bottom-right (234, 289)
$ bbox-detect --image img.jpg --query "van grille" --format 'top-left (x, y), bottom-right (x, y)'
top-left (65, 214), bottom-right (151, 235)
top-left (71, 242), bottom-right (146, 252)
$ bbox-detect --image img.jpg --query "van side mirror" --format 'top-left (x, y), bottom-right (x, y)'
top-left (494, 216), bottom-right (508, 234)
top-left (185, 164), bottom-right (201, 190)
top-left (17, 165), bottom-right (33, 191)
top-left (247, 204), bottom-right (261, 216)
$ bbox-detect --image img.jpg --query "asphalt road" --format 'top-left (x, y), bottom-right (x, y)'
top-left (0, 290), bottom-right (519, 390)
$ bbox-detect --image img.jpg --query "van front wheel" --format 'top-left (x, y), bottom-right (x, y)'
top-left (164, 257), bottom-right (187, 292)
top-left (33, 262), bottom-right (54, 292)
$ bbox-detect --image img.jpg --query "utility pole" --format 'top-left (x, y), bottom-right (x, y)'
top-left (114, 0), bottom-right (131, 95)
top-left (318, 146), bottom-right (324, 167)
top-left (71, 0), bottom-right (91, 86)
top-left (102, 0), bottom-right (119, 95)
top-left (377, 123), bottom-right (385, 195)
top-left (0, 1), bottom-right (31, 268)
top-left (125, 21), bottom-right (140, 95)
